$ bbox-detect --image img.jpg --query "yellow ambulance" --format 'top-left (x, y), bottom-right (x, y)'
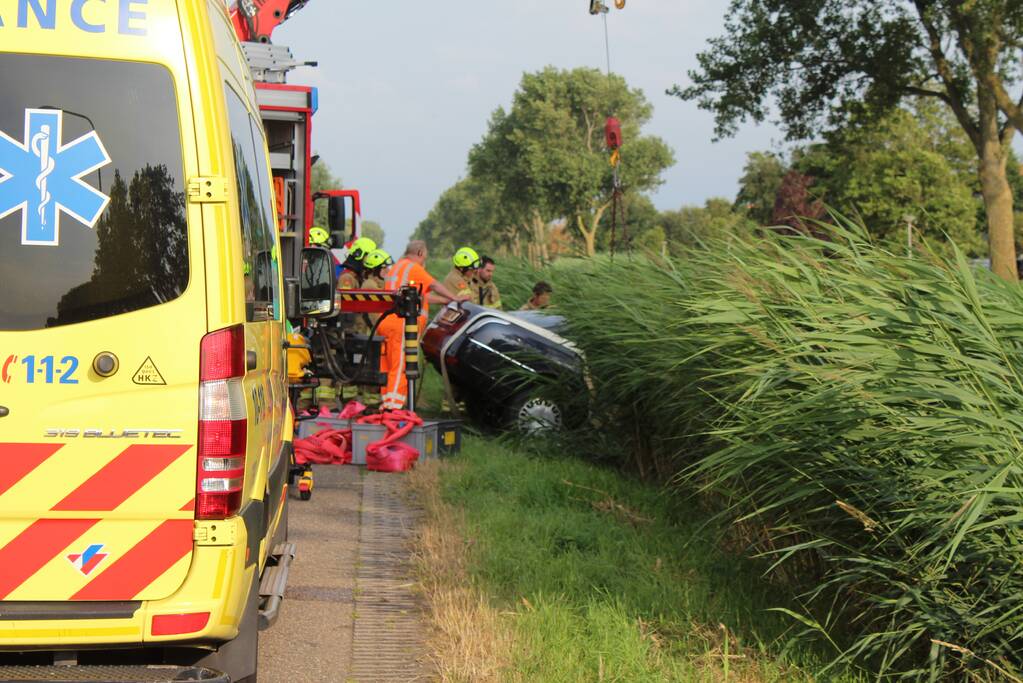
top-left (0, 1), bottom-right (323, 679)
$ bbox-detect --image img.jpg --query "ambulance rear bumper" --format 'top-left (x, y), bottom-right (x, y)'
top-left (0, 664), bottom-right (229, 682)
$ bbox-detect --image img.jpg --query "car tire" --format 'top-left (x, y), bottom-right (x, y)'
top-left (504, 391), bottom-right (565, 435)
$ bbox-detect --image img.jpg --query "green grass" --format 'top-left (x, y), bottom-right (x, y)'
top-left (438, 436), bottom-right (863, 681)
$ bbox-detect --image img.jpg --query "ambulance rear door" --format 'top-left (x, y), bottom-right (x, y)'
top-left (0, 5), bottom-right (205, 603)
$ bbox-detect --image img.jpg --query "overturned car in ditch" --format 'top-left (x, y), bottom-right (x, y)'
top-left (421, 302), bottom-right (585, 432)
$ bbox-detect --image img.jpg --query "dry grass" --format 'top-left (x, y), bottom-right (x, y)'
top-left (406, 459), bottom-right (515, 683)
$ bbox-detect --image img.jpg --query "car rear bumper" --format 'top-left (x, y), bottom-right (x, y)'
top-left (0, 664), bottom-right (228, 682)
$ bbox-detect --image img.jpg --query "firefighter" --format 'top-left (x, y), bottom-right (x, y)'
top-left (473, 255), bottom-right (502, 309)
top-left (308, 225), bottom-right (346, 281)
top-left (350, 249), bottom-right (392, 409)
top-left (442, 246), bottom-right (481, 300)
top-left (520, 281), bottom-right (553, 310)
top-left (337, 236), bottom-right (377, 333)
top-left (308, 226), bottom-right (331, 246)
top-left (361, 248), bottom-right (393, 329)
top-left (363, 248), bottom-right (393, 290)
top-left (337, 236), bottom-right (377, 291)
top-left (306, 227), bottom-right (343, 408)
top-left (379, 240), bottom-right (467, 411)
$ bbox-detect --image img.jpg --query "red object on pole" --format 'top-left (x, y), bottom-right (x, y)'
top-left (604, 117), bottom-right (623, 150)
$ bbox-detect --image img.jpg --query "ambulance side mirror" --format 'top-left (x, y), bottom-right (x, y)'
top-left (299, 247), bottom-right (336, 318)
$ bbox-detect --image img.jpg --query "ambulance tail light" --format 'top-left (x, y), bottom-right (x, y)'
top-left (197, 326), bottom-right (247, 520)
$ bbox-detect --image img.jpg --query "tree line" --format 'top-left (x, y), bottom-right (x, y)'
top-left (417, 3), bottom-right (1023, 276)
top-left (676, 0), bottom-right (1023, 280)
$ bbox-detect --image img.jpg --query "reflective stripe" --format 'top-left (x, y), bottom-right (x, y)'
top-left (385, 259), bottom-right (416, 291)
top-left (0, 444), bottom-right (62, 497)
top-left (53, 445), bottom-right (190, 512)
top-left (380, 390), bottom-right (406, 410)
top-left (399, 261), bottom-right (415, 288)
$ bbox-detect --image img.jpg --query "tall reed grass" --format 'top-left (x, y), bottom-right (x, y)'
top-left (517, 224), bottom-right (1023, 679)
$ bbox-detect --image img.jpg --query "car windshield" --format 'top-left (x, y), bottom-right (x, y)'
top-left (0, 54), bottom-right (188, 331)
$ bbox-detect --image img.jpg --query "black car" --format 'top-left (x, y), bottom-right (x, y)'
top-left (422, 302), bottom-right (585, 432)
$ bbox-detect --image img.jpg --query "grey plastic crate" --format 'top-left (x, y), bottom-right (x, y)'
top-left (350, 423), bottom-right (386, 465)
top-left (435, 420), bottom-right (463, 456)
top-left (296, 416), bottom-right (353, 440)
top-left (351, 420), bottom-right (440, 466)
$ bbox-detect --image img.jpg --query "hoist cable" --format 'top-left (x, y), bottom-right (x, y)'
top-left (603, 12), bottom-right (612, 81)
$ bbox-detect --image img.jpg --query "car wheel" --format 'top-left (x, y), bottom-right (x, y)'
top-left (506, 392), bottom-right (564, 435)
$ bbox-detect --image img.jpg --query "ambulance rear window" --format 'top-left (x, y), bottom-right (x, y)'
top-left (0, 55), bottom-right (188, 331)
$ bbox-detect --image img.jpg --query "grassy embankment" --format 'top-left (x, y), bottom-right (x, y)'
top-left (408, 436), bottom-right (860, 682)
top-left (489, 225), bottom-right (1023, 680)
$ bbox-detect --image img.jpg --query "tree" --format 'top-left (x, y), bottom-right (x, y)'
top-left (674, 1), bottom-right (1023, 280)
top-left (360, 220), bottom-right (385, 248)
top-left (310, 158), bottom-right (342, 228)
top-left (793, 106), bottom-right (983, 255)
top-left (635, 225), bottom-right (667, 254)
top-left (772, 170), bottom-right (826, 235)
top-left (659, 198), bottom-right (757, 253)
top-left (471, 67), bottom-right (675, 257)
top-left (413, 177), bottom-right (513, 258)
top-left (735, 151), bottom-right (786, 224)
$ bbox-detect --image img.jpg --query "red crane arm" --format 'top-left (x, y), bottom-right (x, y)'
top-left (229, 0), bottom-right (310, 43)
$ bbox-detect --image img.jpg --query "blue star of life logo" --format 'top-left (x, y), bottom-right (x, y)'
top-left (0, 109), bottom-right (111, 247)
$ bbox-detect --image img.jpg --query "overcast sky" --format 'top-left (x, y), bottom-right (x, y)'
top-left (276, 0), bottom-right (781, 254)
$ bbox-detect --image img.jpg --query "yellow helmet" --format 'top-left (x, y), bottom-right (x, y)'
top-left (364, 249), bottom-right (393, 270)
top-left (349, 236), bottom-right (377, 260)
top-left (453, 246), bottom-right (481, 269)
top-left (308, 226), bottom-right (330, 246)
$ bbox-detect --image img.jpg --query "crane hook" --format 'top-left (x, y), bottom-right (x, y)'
top-left (589, 0), bottom-right (625, 13)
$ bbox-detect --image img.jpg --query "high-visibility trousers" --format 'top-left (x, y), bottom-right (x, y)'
top-left (378, 315), bottom-right (426, 411)
top-left (379, 319), bottom-right (406, 411)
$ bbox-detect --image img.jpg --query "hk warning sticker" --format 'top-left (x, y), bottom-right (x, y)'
top-left (132, 357), bottom-right (166, 386)
top-left (0, 109), bottom-right (111, 246)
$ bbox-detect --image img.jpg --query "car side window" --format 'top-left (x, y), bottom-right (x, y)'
top-left (224, 84), bottom-right (280, 321)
